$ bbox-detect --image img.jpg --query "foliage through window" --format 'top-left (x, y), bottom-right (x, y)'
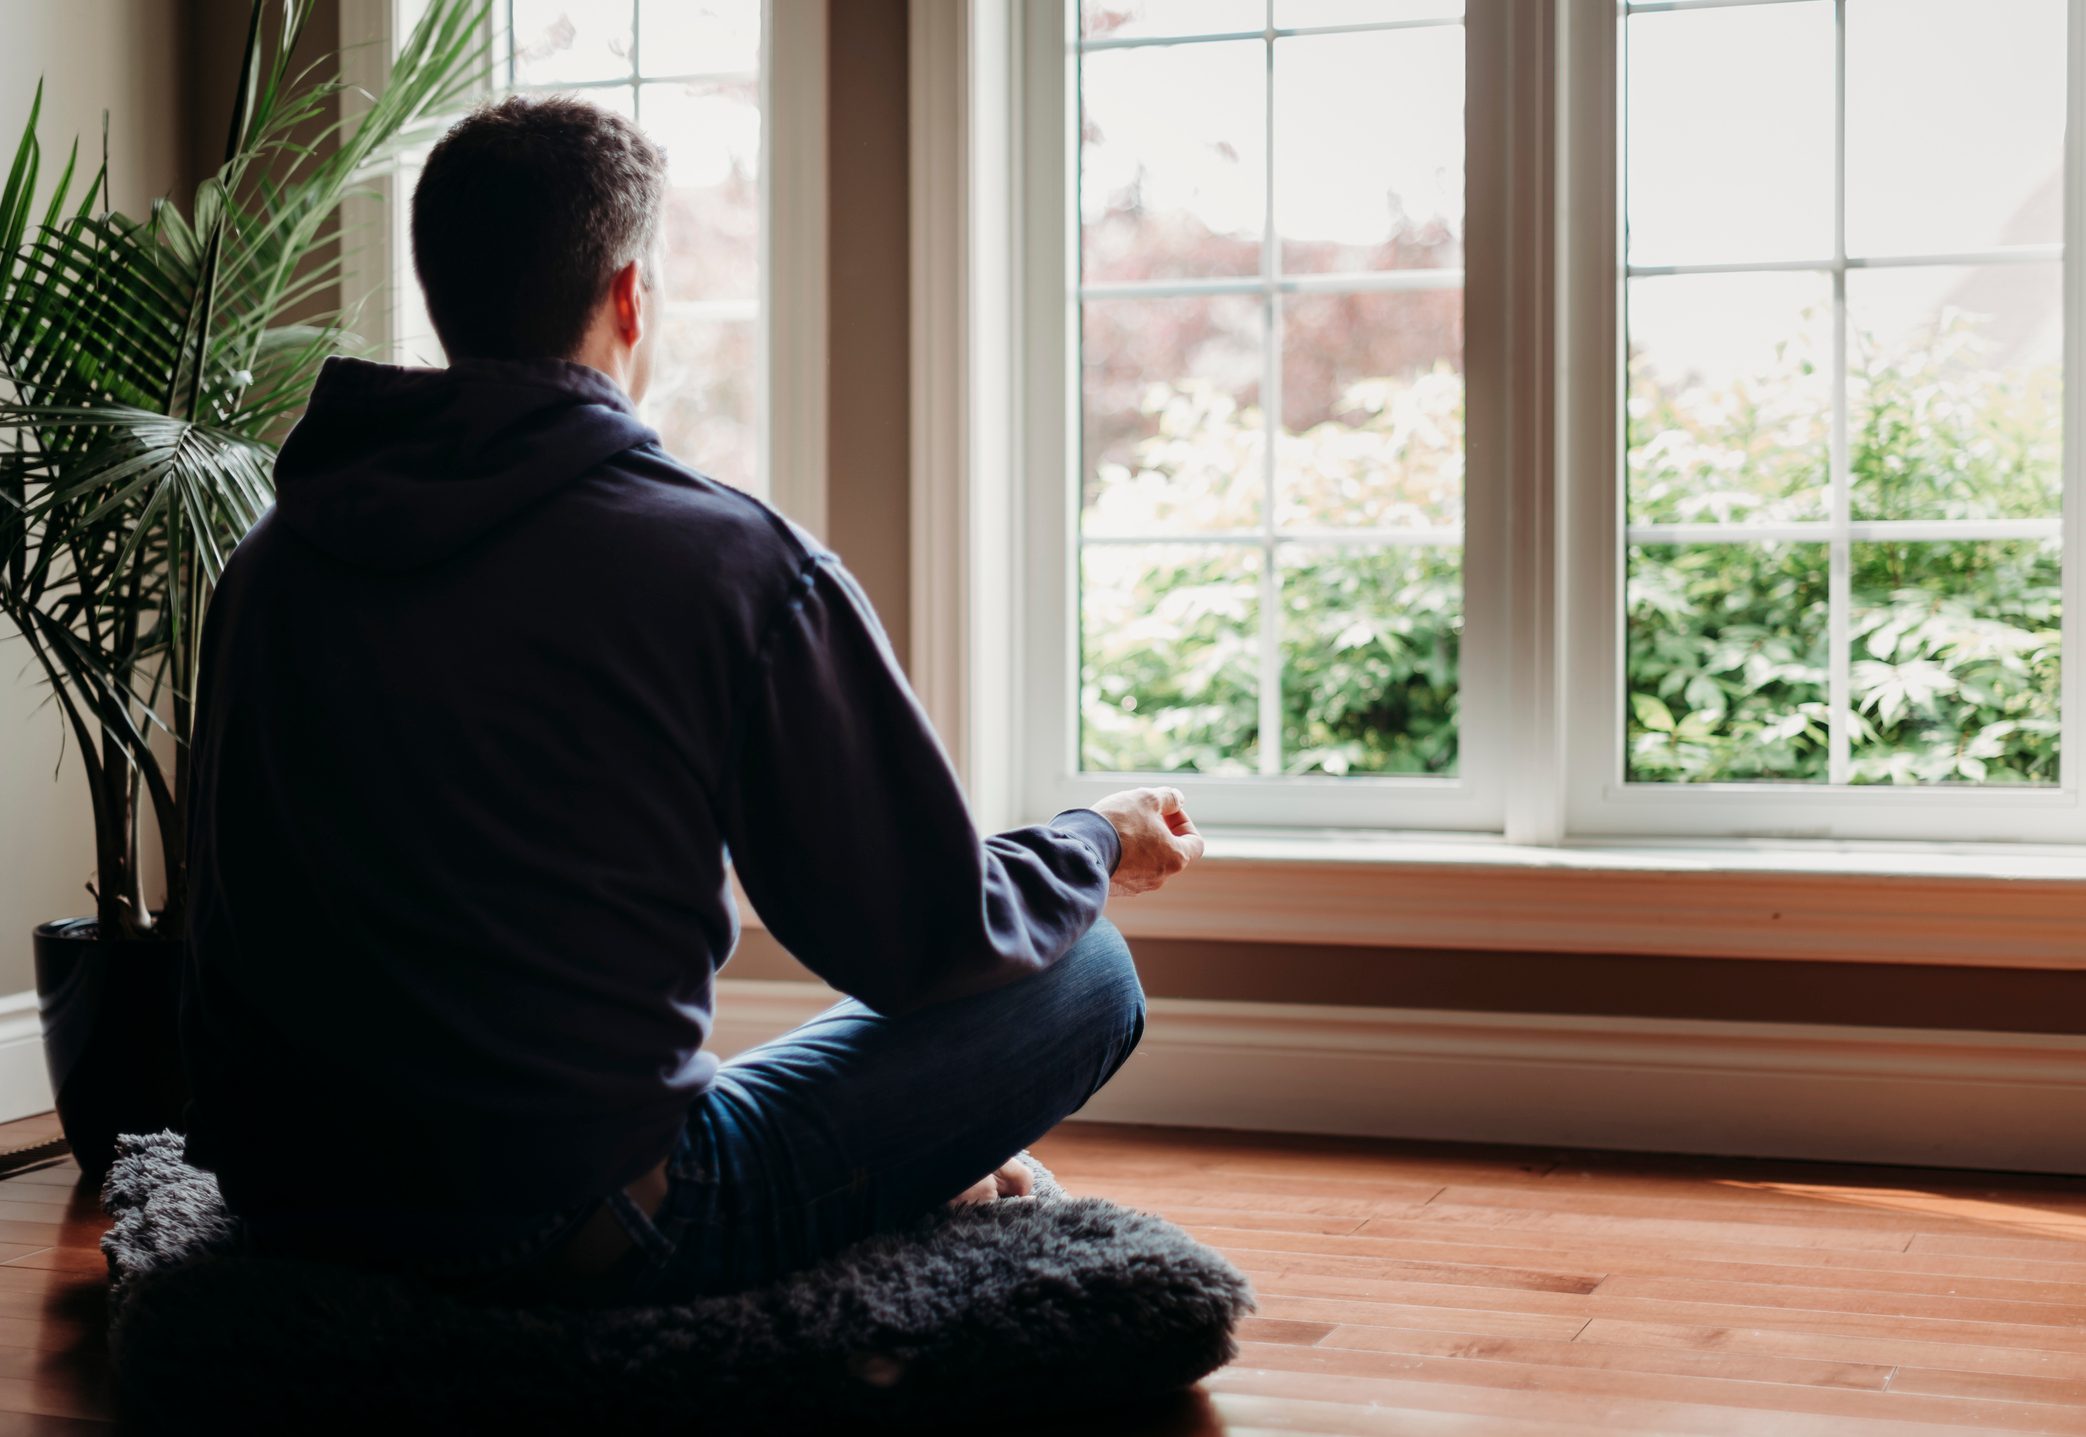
top-left (1621, 0), bottom-right (2068, 788)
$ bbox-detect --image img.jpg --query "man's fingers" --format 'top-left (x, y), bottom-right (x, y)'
top-left (1095, 786), bottom-right (1199, 897)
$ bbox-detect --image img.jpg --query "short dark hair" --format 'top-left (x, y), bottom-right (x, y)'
top-left (410, 94), bottom-right (667, 361)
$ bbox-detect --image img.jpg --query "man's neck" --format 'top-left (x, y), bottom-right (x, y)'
top-left (565, 334), bottom-right (635, 400)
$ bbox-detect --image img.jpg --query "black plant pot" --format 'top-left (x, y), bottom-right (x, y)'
top-left (31, 920), bottom-right (187, 1181)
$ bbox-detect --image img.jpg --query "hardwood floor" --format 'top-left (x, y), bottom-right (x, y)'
top-left (1027, 1125), bottom-right (2086, 1436)
top-left (2, 1112), bottom-right (2084, 1433)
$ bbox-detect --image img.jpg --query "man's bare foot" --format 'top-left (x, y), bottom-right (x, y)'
top-left (949, 1158), bottom-right (1035, 1206)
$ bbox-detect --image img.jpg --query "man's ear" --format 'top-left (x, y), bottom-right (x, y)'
top-left (610, 259), bottom-right (646, 346)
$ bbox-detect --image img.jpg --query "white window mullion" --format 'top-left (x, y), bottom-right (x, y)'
top-left (626, 0), bottom-right (642, 92)
top-left (1826, 0), bottom-right (1852, 787)
top-left (1627, 519), bottom-right (2064, 546)
top-left (2063, 0), bottom-right (2086, 803)
top-left (1257, 1), bottom-right (1282, 777)
top-left (1631, 248), bottom-right (2062, 279)
top-left (1078, 268), bottom-right (1467, 300)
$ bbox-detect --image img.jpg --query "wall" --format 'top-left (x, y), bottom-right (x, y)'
top-left (0, 2), bottom-right (193, 992)
top-left (188, 0), bottom-right (344, 336)
top-left (741, 0), bottom-right (2086, 1037)
top-left (824, 0), bottom-right (912, 651)
top-left (728, 928), bottom-right (2086, 1036)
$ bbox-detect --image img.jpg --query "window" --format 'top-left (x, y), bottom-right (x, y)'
top-left (1018, 0), bottom-right (1509, 831)
top-left (1003, 0), bottom-right (2081, 845)
top-left (1565, 0), bottom-right (2081, 842)
top-left (505, 0), bottom-right (762, 489)
top-left (342, 0), bottom-right (825, 524)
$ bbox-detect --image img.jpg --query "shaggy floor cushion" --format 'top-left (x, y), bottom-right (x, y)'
top-left (100, 1133), bottom-right (1252, 1434)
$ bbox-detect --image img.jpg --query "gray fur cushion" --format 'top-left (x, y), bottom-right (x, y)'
top-left (100, 1132), bottom-right (1251, 1434)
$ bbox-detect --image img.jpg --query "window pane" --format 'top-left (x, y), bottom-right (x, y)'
top-left (1277, 0), bottom-right (1463, 24)
top-left (1083, 296), bottom-right (1263, 535)
top-left (1080, 41), bottom-right (1265, 282)
top-left (1846, 0), bottom-right (2067, 257)
top-left (1274, 26), bottom-right (1462, 273)
top-left (544, 85), bottom-right (635, 120)
top-left (1281, 545), bottom-right (1459, 776)
top-left (1849, 264), bottom-right (2064, 522)
top-left (1624, 2), bottom-right (1834, 266)
top-left (1626, 543), bottom-right (1830, 784)
top-left (1081, 1), bottom-right (1265, 42)
top-left (640, 0), bottom-right (759, 76)
top-left (511, 0), bottom-right (634, 84)
top-left (1627, 272), bottom-right (1833, 526)
top-left (1081, 545), bottom-right (1262, 774)
top-left (1278, 290), bottom-right (1462, 530)
top-left (1849, 541), bottom-right (2061, 785)
top-left (641, 80), bottom-right (760, 302)
top-left (648, 316), bottom-right (756, 491)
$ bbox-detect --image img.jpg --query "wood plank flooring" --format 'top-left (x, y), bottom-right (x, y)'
top-left (1027, 1125), bottom-right (2086, 1436)
top-left (0, 1111), bottom-right (2082, 1433)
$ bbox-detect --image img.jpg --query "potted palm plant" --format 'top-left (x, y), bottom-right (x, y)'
top-left (0, 0), bottom-right (487, 1176)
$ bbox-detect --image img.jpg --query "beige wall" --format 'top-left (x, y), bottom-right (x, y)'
top-left (1, 2), bottom-right (188, 218)
top-left (0, 1), bottom-right (193, 991)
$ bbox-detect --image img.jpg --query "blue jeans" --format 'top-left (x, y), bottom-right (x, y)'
top-left (577, 916), bottom-right (1144, 1303)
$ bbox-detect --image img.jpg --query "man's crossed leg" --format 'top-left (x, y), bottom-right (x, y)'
top-left (601, 916), bottom-right (1147, 1302)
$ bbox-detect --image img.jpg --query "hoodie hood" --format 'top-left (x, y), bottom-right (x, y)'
top-left (272, 356), bottom-right (657, 569)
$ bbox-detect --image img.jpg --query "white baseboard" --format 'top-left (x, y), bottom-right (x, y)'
top-left (713, 979), bottom-right (2086, 1176)
top-left (0, 992), bottom-right (54, 1126)
top-left (6, 974), bottom-right (2065, 1174)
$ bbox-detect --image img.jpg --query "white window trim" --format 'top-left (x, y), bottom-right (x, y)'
top-left (895, 0), bottom-right (2086, 964)
top-left (975, 0), bottom-right (1518, 834)
top-left (335, 0), bottom-right (829, 538)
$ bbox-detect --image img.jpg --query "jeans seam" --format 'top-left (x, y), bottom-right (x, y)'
top-left (607, 1189), bottom-right (677, 1265)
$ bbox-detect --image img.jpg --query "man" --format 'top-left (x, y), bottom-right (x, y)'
top-left (180, 94), bottom-right (1202, 1304)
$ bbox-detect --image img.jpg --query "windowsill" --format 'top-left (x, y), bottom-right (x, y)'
top-left (734, 826), bottom-right (2086, 970)
top-left (1191, 826), bottom-right (2086, 883)
top-left (1089, 827), bottom-right (2086, 969)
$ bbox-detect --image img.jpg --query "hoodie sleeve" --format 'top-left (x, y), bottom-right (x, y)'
top-left (720, 553), bottom-right (1120, 1016)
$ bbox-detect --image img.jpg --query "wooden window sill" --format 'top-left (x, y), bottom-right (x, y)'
top-left (737, 829), bottom-right (2086, 968)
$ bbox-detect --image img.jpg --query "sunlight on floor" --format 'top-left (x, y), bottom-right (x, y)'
top-left (1714, 1179), bottom-right (2086, 1242)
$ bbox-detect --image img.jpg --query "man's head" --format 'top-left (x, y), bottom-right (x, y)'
top-left (411, 94), bottom-right (667, 397)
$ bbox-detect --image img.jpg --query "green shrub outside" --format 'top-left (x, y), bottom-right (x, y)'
top-left (1080, 312), bottom-right (2062, 785)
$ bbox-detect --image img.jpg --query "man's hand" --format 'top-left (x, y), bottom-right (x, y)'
top-left (1093, 786), bottom-right (1205, 897)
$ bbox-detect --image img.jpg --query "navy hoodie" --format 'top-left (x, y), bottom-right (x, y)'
top-left (181, 356), bottom-right (1120, 1241)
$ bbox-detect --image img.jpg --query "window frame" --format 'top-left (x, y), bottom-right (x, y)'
top-left (335, 0), bottom-right (829, 537)
top-left (1559, 0), bottom-right (2086, 844)
top-left (1009, 0), bottom-right (1518, 833)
